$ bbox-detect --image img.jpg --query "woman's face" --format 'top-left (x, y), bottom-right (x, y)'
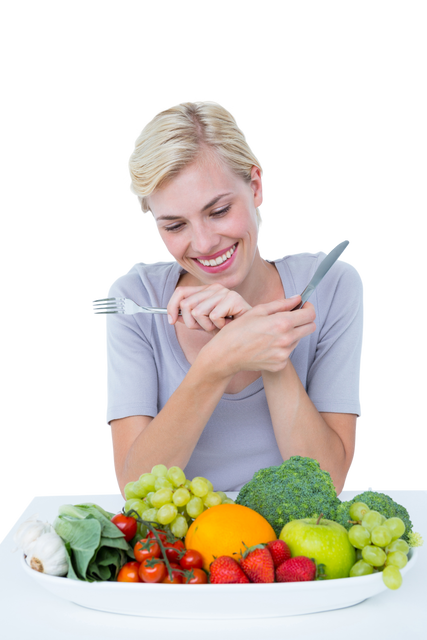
top-left (148, 153), bottom-right (263, 290)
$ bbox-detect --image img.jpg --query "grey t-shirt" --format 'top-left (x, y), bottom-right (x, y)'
top-left (106, 253), bottom-right (363, 491)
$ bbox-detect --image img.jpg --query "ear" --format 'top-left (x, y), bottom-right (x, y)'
top-left (250, 165), bottom-right (263, 207)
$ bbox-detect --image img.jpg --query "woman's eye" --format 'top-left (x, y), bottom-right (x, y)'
top-left (165, 205), bottom-right (231, 231)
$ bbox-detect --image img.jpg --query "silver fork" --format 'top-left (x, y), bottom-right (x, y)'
top-left (93, 298), bottom-right (180, 315)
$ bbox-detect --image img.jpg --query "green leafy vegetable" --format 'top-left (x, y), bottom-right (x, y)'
top-left (54, 503), bottom-right (134, 582)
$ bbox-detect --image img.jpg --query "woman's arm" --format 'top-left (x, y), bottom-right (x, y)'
top-left (111, 352), bottom-right (234, 495)
top-left (262, 363), bottom-right (355, 494)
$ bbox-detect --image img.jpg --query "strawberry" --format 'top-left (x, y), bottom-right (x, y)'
top-left (276, 556), bottom-right (316, 582)
top-left (240, 544), bottom-right (275, 583)
top-left (266, 539), bottom-right (291, 569)
top-left (209, 556), bottom-right (250, 584)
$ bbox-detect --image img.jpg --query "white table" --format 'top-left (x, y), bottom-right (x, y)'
top-left (2, 491), bottom-right (426, 639)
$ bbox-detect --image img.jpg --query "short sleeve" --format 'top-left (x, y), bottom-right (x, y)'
top-left (106, 274), bottom-right (159, 423)
top-left (306, 262), bottom-right (363, 416)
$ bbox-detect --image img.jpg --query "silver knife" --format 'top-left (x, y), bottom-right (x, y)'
top-left (291, 240), bottom-right (349, 310)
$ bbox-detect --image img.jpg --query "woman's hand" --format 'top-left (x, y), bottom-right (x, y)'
top-left (167, 284), bottom-right (252, 332)
top-left (201, 296), bottom-right (316, 376)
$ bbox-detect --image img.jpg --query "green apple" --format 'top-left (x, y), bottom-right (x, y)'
top-left (279, 517), bottom-right (356, 579)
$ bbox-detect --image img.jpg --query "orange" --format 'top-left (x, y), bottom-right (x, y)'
top-left (185, 503), bottom-right (276, 571)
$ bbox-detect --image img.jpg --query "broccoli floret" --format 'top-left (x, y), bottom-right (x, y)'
top-left (334, 491), bottom-right (414, 542)
top-left (407, 531), bottom-right (423, 548)
top-left (235, 456), bottom-right (340, 536)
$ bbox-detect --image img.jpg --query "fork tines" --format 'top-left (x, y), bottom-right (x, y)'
top-left (93, 297), bottom-right (125, 314)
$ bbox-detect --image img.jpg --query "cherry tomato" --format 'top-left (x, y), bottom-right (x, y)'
top-left (111, 514), bottom-right (138, 542)
top-left (147, 529), bottom-right (168, 544)
top-left (138, 558), bottom-right (167, 583)
top-left (117, 561), bottom-right (142, 583)
top-left (184, 568), bottom-right (208, 584)
top-left (162, 562), bottom-right (183, 584)
top-left (164, 540), bottom-right (185, 563)
top-left (179, 549), bottom-right (204, 570)
top-left (134, 538), bottom-right (161, 563)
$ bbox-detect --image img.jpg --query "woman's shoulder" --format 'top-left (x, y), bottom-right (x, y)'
top-left (274, 251), bottom-right (362, 290)
top-left (108, 260), bottom-right (182, 304)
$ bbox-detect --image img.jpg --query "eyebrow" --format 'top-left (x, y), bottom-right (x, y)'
top-left (155, 192), bottom-right (233, 222)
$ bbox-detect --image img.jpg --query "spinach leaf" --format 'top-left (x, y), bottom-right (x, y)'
top-left (54, 502), bottom-right (134, 582)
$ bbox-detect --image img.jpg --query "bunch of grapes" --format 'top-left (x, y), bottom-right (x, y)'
top-left (347, 502), bottom-right (409, 590)
top-left (123, 464), bottom-right (234, 539)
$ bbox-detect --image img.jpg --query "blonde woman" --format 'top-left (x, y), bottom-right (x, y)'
top-left (107, 101), bottom-right (363, 497)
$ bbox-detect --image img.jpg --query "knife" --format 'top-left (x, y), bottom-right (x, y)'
top-left (291, 240), bottom-right (349, 310)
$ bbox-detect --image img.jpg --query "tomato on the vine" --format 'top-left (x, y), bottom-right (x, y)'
top-left (147, 529), bottom-right (168, 544)
top-left (184, 568), bottom-right (208, 584)
top-left (138, 558), bottom-right (167, 583)
top-left (134, 538), bottom-right (161, 563)
top-left (161, 562), bottom-right (183, 584)
top-left (179, 549), bottom-right (204, 570)
top-left (117, 561), bottom-right (142, 583)
top-left (164, 539), bottom-right (185, 563)
top-left (111, 514), bottom-right (137, 542)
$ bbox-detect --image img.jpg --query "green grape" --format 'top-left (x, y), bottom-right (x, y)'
top-left (348, 525), bottom-right (371, 549)
top-left (349, 502), bottom-right (370, 522)
top-left (222, 498), bottom-right (235, 504)
top-left (184, 479), bottom-right (192, 490)
top-left (386, 539), bottom-right (409, 555)
top-left (151, 464), bottom-right (168, 478)
top-left (144, 492), bottom-right (154, 507)
top-left (157, 503), bottom-right (178, 525)
top-left (134, 473), bottom-right (156, 496)
top-left (385, 551), bottom-right (408, 570)
top-left (361, 510), bottom-right (384, 532)
top-left (150, 488), bottom-right (173, 509)
top-left (136, 521), bottom-right (148, 539)
top-left (200, 477), bottom-right (214, 493)
top-left (362, 545), bottom-right (387, 567)
top-left (190, 478), bottom-right (209, 498)
top-left (143, 508), bottom-right (159, 523)
top-left (349, 560), bottom-right (374, 577)
top-left (203, 491), bottom-right (222, 508)
top-left (166, 466), bottom-right (186, 487)
top-left (384, 517), bottom-right (406, 541)
top-left (124, 482), bottom-right (139, 500)
top-left (216, 491), bottom-right (228, 503)
top-left (170, 515), bottom-right (189, 538)
top-left (124, 498), bottom-right (149, 517)
top-left (186, 496), bottom-right (205, 519)
top-left (382, 565), bottom-right (402, 590)
top-left (172, 487), bottom-right (191, 507)
top-left (154, 476), bottom-right (174, 491)
top-left (131, 480), bottom-right (147, 498)
top-left (371, 525), bottom-right (393, 548)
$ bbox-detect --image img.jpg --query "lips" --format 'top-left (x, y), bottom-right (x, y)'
top-left (193, 242), bottom-right (237, 262)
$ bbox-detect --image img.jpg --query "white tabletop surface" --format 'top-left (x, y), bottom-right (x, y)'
top-left (2, 490), bottom-right (426, 640)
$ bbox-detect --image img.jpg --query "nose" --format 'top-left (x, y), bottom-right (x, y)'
top-left (190, 221), bottom-right (221, 257)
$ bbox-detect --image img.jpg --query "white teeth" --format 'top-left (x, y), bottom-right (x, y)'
top-left (197, 244), bottom-right (236, 267)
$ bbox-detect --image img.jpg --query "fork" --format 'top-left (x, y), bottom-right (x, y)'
top-left (93, 298), bottom-right (180, 315)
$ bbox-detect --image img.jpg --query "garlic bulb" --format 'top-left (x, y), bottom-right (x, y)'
top-left (26, 531), bottom-right (69, 576)
top-left (13, 515), bottom-right (53, 555)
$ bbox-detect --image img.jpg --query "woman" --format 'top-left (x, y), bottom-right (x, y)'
top-left (107, 101), bottom-right (363, 497)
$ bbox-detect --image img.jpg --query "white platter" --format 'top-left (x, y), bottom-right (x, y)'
top-left (21, 548), bottom-right (417, 619)
top-left (21, 549), bottom-right (418, 619)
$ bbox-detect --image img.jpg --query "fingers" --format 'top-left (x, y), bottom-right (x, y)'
top-left (167, 284), bottom-right (251, 332)
top-left (254, 297), bottom-right (316, 326)
top-left (167, 286), bottom-right (210, 324)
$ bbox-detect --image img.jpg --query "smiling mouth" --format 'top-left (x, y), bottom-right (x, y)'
top-left (194, 243), bottom-right (238, 267)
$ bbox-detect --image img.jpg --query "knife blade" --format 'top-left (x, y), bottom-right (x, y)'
top-left (291, 240), bottom-right (349, 310)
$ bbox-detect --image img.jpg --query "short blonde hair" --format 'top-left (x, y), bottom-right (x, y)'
top-left (129, 101), bottom-right (262, 221)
